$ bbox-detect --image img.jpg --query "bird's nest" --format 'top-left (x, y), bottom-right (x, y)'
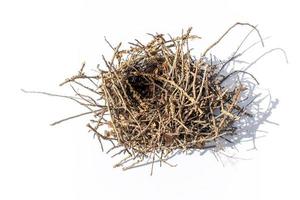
top-left (59, 23), bottom-right (264, 174)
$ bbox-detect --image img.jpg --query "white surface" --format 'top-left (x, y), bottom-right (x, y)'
top-left (0, 0), bottom-right (299, 199)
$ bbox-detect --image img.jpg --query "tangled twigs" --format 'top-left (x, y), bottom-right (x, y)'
top-left (56, 22), bottom-right (264, 174)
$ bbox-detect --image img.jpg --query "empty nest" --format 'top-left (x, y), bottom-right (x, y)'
top-left (59, 22), bottom-right (264, 173)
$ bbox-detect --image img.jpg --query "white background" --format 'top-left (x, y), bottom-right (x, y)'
top-left (0, 0), bottom-right (299, 199)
